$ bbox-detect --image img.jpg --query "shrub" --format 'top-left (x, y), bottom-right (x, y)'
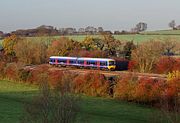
top-left (114, 74), bottom-right (137, 101)
top-left (3, 63), bottom-right (20, 80)
top-left (27, 64), bottom-right (50, 84)
top-left (155, 57), bottom-right (180, 74)
top-left (134, 78), bottom-right (165, 103)
top-left (48, 69), bottom-right (64, 87)
top-left (73, 72), bottom-right (109, 97)
top-left (0, 61), bottom-right (6, 78)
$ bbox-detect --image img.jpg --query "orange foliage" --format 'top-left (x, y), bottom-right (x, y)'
top-left (73, 72), bottom-right (109, 97)
top-left (27, 64), bottom-right (50, 84)
top-left (155, 57), bottom-right (180, 74)
top-left (48, 69), bottom-right (64, 87)
top-left (4, 63), bottom-right (20, 80)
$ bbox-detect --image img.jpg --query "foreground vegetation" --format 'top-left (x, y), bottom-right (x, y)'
top-left (0, 80), bottom-right (165, 123)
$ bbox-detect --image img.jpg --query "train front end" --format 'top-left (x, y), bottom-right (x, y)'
top-left (107, 60), bottom-right (116, 70)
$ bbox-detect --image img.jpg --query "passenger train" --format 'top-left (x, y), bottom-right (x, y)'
top-left (49, 56), bottom-right (116, 70)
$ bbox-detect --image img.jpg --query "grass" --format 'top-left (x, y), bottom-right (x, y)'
top-left (142, 29), bottom-right (180, 35)
top-left (25, 34), bottom-right (180, 44)
top-left (0, 79), bottom-right (170, 123)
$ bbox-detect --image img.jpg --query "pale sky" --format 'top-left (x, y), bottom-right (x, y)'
top-left (0, 0), bottom-right (180, 32)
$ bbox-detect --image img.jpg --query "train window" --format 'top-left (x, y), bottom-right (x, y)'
top-left (50, 59), bottom-right (54, 62)
top-left (89, 61), bottom-right (95, 65)
top-left (70, 60), bottom-right (76, 64)
top-left (100, 61), bottom-right (107, 66)
top-left (109, 61), bottom-right (115, 66)
top-left (58, 59), bottom-right (67, 63)
top-left (78, 60), bottom-right (84, 64)
top-left (87, 61), bottom-right (90, 65)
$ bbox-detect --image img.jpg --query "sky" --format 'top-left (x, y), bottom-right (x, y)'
top-left (0, 0), bottom-right (180, 32)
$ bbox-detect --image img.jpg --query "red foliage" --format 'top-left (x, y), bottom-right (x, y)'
top-left (114, 74), bottom-right (138, 101)
top-left (164, 77), bottom-right (180, 100)
top-left (155, 57), bottom-right (180, 74)
top-left (128, 60), bottom-right (137, 71)
top-left (73, 72), bottom-right (109, 96)
top-left (27, 64), bottom-right (50, 84)
top-left (0, 61), bottom-right (6, 77)
top-left (4, 63), bottom-right (20, 80)
top-left (134, 77), bottom-right (165, 103)
top-left (48, 69), bottom-right (64, 87)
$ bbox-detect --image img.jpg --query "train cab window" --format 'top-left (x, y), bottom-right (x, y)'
top-left (109, 61), bottom-right (115, 66)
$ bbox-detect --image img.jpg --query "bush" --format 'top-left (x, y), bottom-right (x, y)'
top-left (134, 78), bottom-right (165, 103)
top-left (3, 63), bottom-right (20, 80)
top-left (0, 61), bottom-right (6, 78)
top-left (48, 69), bottom-right (64, 87)
top-left (114, 74), bottom-right (137, 101)
top-left (27, 64), bottom-right (50, 84)
top-left (73, 72), bottom-right (109, 97)
top-left (155, 57), bottom-right (180, 74)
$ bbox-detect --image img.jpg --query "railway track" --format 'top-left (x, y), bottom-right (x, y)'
top-left (48, 65), bottom-right (167, 80)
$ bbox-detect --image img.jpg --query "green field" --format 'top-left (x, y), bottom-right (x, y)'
top-left (0, 80), bottom-right (168, 123)
top-left (25, 34), bottom-right (180, 44)
top-left (142, 29), bottom-right (180, 35)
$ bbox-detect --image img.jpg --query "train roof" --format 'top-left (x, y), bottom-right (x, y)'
top-left (50, 56), bottom-right (77, 59)
top-left (77, 57), bottom-right (115, 61)
top-left (50, 56), bottom-right (115, 61)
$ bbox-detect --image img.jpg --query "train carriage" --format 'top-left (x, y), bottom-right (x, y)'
top-left (49, 56), bottom-right (116, 70)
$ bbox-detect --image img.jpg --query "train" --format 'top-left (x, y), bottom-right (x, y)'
top-left (49, 56), bottom-right (116, 70)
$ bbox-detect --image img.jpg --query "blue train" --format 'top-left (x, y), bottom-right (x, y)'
top-left (49, 56), bottom-right (116, 70)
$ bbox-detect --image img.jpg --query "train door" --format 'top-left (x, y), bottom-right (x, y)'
top-left (97, 61), bottom-right (100, 69)
top-left (67, 59), bottom-right (70, 66)
top-left (84, 60), bottom-right (87, 67)
top-left (55, 59), bottom-right (58, 65)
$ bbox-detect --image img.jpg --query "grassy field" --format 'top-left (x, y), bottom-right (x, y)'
top-left (0, 80), bottom-right (166, 123)
top-left (142, 29), bottom-right (180, 35)
top-left (25, 34), bottom-right (180, 44)
top-left (1, 30), bottom-right (180, 46)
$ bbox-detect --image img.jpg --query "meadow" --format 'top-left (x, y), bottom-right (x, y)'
top-left (27, 34), bottom-right (180, 44)
top-left (0, 80), bottom-right (166, 123)
top-left (142, 29), bottom-right (180, 35)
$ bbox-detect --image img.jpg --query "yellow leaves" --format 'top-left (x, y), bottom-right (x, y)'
top-left (2, 34), bottom-right (18, 56)
top-left (167, 70), bottom-right (180, 81)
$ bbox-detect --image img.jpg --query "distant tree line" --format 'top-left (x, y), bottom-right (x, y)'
top-left (1, 22), bottom-right (148, 38)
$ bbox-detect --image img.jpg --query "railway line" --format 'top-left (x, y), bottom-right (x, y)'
top-left (48, 65), bottom-right (167, 80)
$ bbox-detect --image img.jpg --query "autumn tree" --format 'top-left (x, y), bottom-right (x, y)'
top-left (123, 41), bottom-right (136, 60)
top-left (47, 37), bottom-right (81, 57)
top-left (2, 34), bottom-right (18, 61)
top-left (14, 38), bottom-right (48, 64)
top-left (131, 40), bottom-right (164, 73)
top-left (100, 33), bottom-right (122, 57)
top-left (162, 37), bottom-right (180, 56)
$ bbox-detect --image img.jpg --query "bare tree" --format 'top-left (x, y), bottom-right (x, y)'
top-left (169, 20), bottom-right (176, 30)
top-left (131, 40), bottom-right (164, 73)
top-left (21, 74), bottom-right (81, 123)
top-left (134, 22), bottom-right (147, 32)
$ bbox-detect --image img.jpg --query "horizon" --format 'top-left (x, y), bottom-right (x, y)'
top-left (1, 0), bottom-right (180, 33)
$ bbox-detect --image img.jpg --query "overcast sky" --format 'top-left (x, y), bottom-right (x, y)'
top-left (0, 0), bottom-right (180, 32)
